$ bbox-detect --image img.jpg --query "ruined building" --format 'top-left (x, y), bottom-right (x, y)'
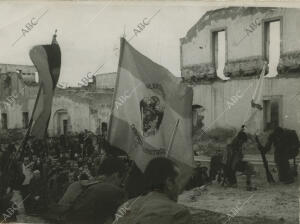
top-left (180, 7), bottom-right (300, 134)
top-left (0, 63), bottom-right (116, 138)
top-left (2, 7), bottom-right (300, 139)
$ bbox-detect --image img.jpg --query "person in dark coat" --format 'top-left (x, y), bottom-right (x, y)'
top-left (223, 130), bottom-right (256, 191)
top-left (55, 156), bottom-right (127, 224)
top-left (263, 124), bottom-right (294, 184)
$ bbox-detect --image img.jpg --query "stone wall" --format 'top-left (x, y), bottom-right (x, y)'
top-left (95, 72), bottom-right (117, 89)
top-left (0, 71), bottom-right (114, 137)
top-left (180, 7), bottom-right (300, 81)
top-left (278, 51), bottom-right (300, 74)
top-left (192, 75), bottom-right (300, 135)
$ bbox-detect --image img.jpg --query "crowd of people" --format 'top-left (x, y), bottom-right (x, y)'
top-left (0, 130), bottom-right (208, 223)
top-left (0, 131), bottom-right (128, 221)
top-left (0, 123), bottom-right (298, 224)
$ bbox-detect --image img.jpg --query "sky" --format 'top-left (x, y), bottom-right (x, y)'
top-left (0, 1), bottom-right (294, 86)
top-left (0, 1), bottom-right (221, 86)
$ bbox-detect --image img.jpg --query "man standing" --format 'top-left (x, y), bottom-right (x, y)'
top-left (223, 130), bottom-right (256, 191)
top-left (261, 124), bottom-right (295, 184)
top-left (114, 157), bottom-right (192, 224)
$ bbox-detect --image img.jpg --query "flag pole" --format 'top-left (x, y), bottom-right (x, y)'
top-left (19, 85), bottom-right (42, 156)
top-left (4, 85), bottom-right (42, 193)
top-left (166, 119), bottom-right (180, 157)
top-left (243, 62), bottom-right (266, 125)
top-left (107, 37), bottom-right (126, 142)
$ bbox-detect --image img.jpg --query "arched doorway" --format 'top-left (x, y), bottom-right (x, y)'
top-left (53, 109), bottom-right (71, 136)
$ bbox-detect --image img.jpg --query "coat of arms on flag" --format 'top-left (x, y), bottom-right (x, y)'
top-left (108, 38), bottom-right (195, 172)
top-left (140, 90), bottom-right (165, 137)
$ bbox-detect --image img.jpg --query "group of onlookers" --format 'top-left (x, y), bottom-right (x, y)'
top-left (1, 123), bottom-right (298, 224)
top-left (0, 131), bottom-right (114, 218)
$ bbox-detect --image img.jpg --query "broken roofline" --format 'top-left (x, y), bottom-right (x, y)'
top-left (180, 7), bottom-right (284, 44)
top-left (0, 72), bottom-right (38, 87)
top-left (0, 62), bottom-right (35, 69)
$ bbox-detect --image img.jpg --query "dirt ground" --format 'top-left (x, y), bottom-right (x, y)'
top-left (10, 160), bottom-right (300, 224)
top-left (11, 180), bottom-right (299, 224)
top-left (179, 172), bottom-right (299, 224)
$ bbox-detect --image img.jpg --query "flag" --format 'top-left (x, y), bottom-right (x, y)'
top-left (29, 32), bottom-right (61, 139)
top-left (244, 63), bottom-right (267, 135)
top-left (108, 38), bottom-right (195, 173)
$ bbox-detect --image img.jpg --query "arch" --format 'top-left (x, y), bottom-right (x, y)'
top-left (52, 109), bottom-right (71, 136)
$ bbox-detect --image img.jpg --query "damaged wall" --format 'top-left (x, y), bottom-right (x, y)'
top-left (0, 88), bottom-right (113, 136)
top-left (96, 72), bottom-right (117, 89)
top-left (51, 89), bottom-right (113, 136)
top-left (193, 76), bottom-right (300, 134)
top-left (0, 66), bottom-right (114, 137)
top-left (180, 7), bottom-right (300, 81)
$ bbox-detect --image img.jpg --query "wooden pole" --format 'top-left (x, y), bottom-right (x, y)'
top-left (165, 119), bottom-right (180, 157)
top-left (19, 85), bottom-right (42, 157)
top-left (2, 86), bottom-right (42, 194)
top-left (107, 38), bottom-right (126, 142)
top-left (243, 62), bottom-right (266, 125)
